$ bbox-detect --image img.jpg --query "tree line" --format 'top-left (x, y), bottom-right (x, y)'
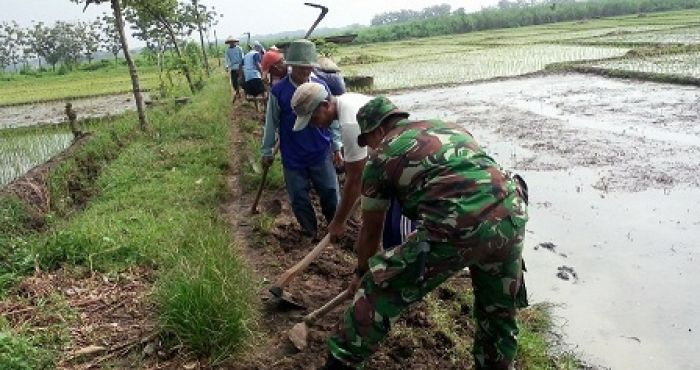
top-left (0, 19), bottom-right (111, 72)
top-left (370, 4), bottom-right (453, 26)
top-left (356, 0), bottom-right (700, 43)
top-left (0, 1), bottom-right (220, 77)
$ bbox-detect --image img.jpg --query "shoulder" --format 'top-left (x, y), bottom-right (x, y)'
top-left (310, 75), bottom-right (330, 89)
top-left (271, 76), bottom-right (292, 94)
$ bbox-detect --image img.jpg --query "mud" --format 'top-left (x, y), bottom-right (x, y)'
top-left (0, 93), bottom-right (148, 129)
top-left (391, 74), bottom-right (700, 369)
top-left (224, 102), bottom-right (478, 370)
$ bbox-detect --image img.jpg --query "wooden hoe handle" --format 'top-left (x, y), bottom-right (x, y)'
top-left (273, 234), bottom-right (331, 289)
top-left (305, 288), bottom-right (353, 324)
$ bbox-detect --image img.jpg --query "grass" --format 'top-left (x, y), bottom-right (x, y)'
top-left (0, 76), bottom-right (258, 365)
top-left (0, 65), bottom-right (186, 107)
top-left (237, 116), bottom-right (284, 194)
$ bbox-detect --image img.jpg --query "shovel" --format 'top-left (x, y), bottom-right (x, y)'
top-left (288, 288), bottom-right (353, 351)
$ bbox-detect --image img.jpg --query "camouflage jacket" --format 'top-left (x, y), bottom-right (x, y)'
top-left (361, 119), bottom-right (528, 245)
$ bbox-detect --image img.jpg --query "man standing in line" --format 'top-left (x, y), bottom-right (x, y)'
top-left (260, 39), bottom-right (342, 239)
top-left (290, 82), bottom-right (416, 249)
top-left (224, 36), bottom-right (244, 102)
top-left (321, 97), bottom-right (529, 370)
top-left (241, 43), bottom-right (265, 100)
top-left (261, 46), bottom-right (286, 87)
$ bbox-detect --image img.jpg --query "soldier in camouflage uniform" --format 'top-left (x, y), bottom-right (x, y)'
top-left (321, 96), bottom-right (529, 370)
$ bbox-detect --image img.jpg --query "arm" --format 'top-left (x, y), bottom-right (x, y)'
top-left (328, 158), bottom-right (367, 241)
top-left (355, 208), bottom-right (386, 273)
top-left (261, 94), bottom-right (280, 158)
top-left (224, 49), bottom-right (231, 69)
top-left (330, 119), bottom-right (342, 152)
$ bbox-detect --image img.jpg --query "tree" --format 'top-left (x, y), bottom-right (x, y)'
top-left (54, 21), bottom-right (83, 68)
top-left (183, 0), bottom-right (218, 76)
top-left (82, 19), bottom-right (102, 64)
top-left (1, 21), bottom-right (23, 72)
top-left (126, 0), bottom-right (197, 94)
top-left (99, 13), bottom-right (122, 63)
top-left (27, 22), bottom-right (50, 69)
top-left (72, 0), bottom-right (148, 130)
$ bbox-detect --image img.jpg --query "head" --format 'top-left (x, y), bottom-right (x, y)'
top-left (291, 82), bottom-right (337, 131)
top-left (290, 65), bottom-right (313, 84)
top-left (285, 39), bottom-right (319, 83)
top-left (225, 36), bottom-right (239, 46)
top-left (317, 57), bottom-right (340, 73)
top-left (253, 40), bottom-right (263, 52)
top-left (356, 96), bottom-right (410, 149)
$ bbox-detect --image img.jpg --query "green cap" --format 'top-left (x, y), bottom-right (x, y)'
top-left (285, 39), bottom-right (319, 67)
top-left (356, 96), bottom-right (409, 147)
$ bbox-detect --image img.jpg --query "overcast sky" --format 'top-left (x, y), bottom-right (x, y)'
top-left (1, 0), bottom-right (501, 45)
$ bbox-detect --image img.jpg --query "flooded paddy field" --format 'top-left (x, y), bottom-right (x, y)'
top-left (391, 73), bottom-right (700, 369)
top-left (0, 92), bottom-right (141, 130)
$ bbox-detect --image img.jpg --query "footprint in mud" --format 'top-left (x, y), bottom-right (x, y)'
top-left (534, 241), bottom-right (568, 258)
top-left (556, 265), bottom-right (579, 282)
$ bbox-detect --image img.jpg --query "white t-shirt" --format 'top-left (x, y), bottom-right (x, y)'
top-left (337, 93), bottom-right (371, 163)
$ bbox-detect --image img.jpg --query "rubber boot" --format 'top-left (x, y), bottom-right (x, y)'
top-left (318, 353), bottom-right (354, 370)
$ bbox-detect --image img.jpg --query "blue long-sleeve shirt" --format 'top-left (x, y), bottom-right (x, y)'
top-left (224, 46), bottom-right (243, 70)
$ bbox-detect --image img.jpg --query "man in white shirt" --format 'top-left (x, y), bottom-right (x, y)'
top-left (291, 82), bottom-right (415, 245)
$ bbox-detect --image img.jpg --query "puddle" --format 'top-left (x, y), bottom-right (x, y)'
top-left (0, 93), bottom-right (147, 130)
top-left (390, 74), bottom-right (700, 369)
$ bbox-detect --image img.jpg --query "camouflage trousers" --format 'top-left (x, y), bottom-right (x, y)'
top-left (328, 212), bottom-right (528, 369)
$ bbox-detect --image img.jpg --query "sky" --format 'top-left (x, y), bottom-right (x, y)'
top-left (0, 0), bottom-right (502, 45)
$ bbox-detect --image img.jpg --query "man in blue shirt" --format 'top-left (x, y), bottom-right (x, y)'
top-left (241, 47), bottom-right (264, 98)
top-left (224, 36), bottom-right (244, 102)
top-left (260, 39), bottom-right (342, 238)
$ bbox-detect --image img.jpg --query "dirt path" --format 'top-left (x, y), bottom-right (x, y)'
top-left (224, 101), bottom-right (475, 370)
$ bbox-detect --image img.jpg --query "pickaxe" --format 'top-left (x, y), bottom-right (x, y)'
top-left (303, 3), bottom-right (328, 39)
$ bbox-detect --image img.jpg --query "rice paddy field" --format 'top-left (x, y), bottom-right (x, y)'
top-left (0, 128), bottom-right (72, 186)
top-left (338, 9), bottom-right (700, 90)
top-left (2, 6), bottom-right (700, 370)
top-left (0, 66), bottom-right (183, 107)
top-left (592, 51), bottom-right (700, 78)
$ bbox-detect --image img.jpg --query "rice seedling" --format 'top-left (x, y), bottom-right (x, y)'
top-left (0, 129), bottom-right (73, 186)
top-left (592, 51), bottom-right (700, 78)
top-left (584, 26), bottom-right (700, 45)
top-left (343, 45), bottom-right (628, 90)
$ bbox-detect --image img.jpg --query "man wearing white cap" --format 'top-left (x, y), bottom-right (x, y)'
top-left (291, 82), bottom-right (415, 248)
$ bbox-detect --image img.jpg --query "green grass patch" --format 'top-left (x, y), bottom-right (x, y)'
top-left (0, 66), bottom-right (187, 107)
top-left (25, 76), bottom-right (258, 363)
top-left (0, 195), bottom-right (37, 296)
top-left (237, 115), bottom-right (284, 194)
top-left (0, 329), bottom-right (54, 370)
top-left (1, 74), bottom-right (257, 365)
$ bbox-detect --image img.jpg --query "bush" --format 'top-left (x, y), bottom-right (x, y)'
top-left (0, 329), bottom-right (52, 370)
top-left (78, 59), bottom-right (114, 72)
